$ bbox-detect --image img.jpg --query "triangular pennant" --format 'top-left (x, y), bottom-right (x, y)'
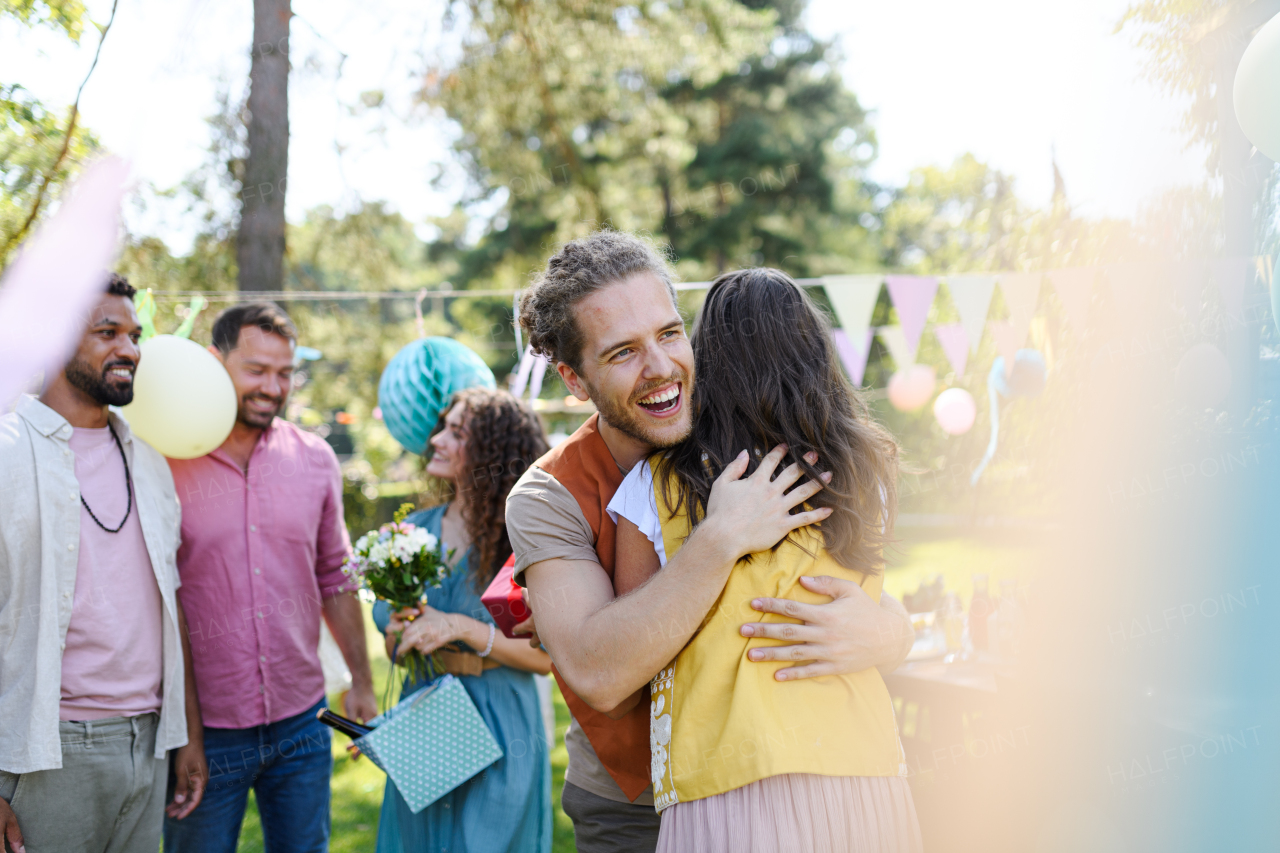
top-left (932, 323), bottom-right (970, 379)
top-left (822, 275), bottom-right (883, 347)
top-left (989, 321), bottom-right (1021, 377)
top-left (1211, 258), bottom-right (1251, 320)
top-left (1047, 268), bottom-right (1095, 333)
top-left (877, 325), bottom-right (914, 370)
top-left (998, 272), bottom-right (1041, 345)
top-left (832, 328), bottom-right (875, 386)
top-left (946, 275), bottom-right (996, 354)
top-left (884, 276), bottom-right (939, 359)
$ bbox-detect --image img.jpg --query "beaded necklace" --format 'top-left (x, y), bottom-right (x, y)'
top-left (79, 421), bottom-right (133, 534)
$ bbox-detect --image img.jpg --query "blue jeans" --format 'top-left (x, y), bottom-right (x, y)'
top-left (163, 698), bottom-right (332, 853)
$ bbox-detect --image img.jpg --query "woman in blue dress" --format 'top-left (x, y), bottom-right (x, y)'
top-left (372, 387), bottom-right (552, 853)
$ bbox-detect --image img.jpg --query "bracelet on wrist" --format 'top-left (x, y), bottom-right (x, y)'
top-left (476, 622), bottom-right (496, 658)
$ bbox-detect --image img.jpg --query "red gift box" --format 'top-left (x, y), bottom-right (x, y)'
top-left (481, 555), bottom-right (531, 639)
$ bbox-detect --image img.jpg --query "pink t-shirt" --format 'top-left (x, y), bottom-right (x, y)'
top-left (59, 426), bottom-right (164, 721)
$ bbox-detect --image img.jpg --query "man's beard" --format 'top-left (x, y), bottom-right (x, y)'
top-left (65, 356), bottom-right (134, 407)
top-left (238, 393), bottom-right (285, 428)
top-left (587, 369), bottom-right (693, 450)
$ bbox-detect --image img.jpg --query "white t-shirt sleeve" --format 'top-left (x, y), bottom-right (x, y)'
top-left (605, 460), bottom-right (668, 567)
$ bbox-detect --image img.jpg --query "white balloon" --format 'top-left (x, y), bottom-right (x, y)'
top-left (1234, 12), bottom-right (1280, 162)
top-left (120, 335), bottom-right (236, 459)
top-left (933, 387), bottom-right (977, 435)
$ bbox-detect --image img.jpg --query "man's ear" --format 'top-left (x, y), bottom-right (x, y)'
top-left (557, 362), bottom-right (591, 402)
top-left (207, 345), bottom-right (225, 364)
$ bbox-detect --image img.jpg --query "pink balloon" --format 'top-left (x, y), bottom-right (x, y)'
top-left (933, 387), bottom-right (976, 435)
top-left (887, 365), bottom-right (936, 412)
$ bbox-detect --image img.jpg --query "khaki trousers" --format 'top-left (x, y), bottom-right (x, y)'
top-left (0, 713), bottom-right (167, 853)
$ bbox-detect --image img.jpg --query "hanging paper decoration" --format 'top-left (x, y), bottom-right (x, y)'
top-left (1174, 343), bottom-right (1231, 410)
top-left (832, 328), bottom-right (875, 387)
top-left (1047, 268), bottom-right (1094, 333)
top-left (876, 325), bottom-right (915, 370)
top-left (1211, 259), bottom-right (1251, 321)
top-left (884, 276), bottom-right (938, 359)
top-left (510, 345), bottom-right (536, 397)
top-left (946, 275), bottom-right (996, 355)
top-left (528, 352), bottom-right (549, 398)
top-left (933, 387), bottom-right (976, 435)
top-left (887, 364), bottom-right (936, 412)
top-left (971, 349), bottom-right (1046, 485)
top-left (378, 337), bottom-right (496, 454)
top-left (931, 323), bottom-right (970, 379)
top-left (822, 275), bottom-right (883, 349)
top-left (997, 272), bottom-right (1041, 348)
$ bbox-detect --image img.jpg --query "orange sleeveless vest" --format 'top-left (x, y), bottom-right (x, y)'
top-left (535, 413), bottom-right (651, 802)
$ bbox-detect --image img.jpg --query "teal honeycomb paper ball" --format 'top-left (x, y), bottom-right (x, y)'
top-left (378, 337), bottom-right (496, 454)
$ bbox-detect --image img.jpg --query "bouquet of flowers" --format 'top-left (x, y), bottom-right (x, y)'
top-left (343, 503), bottom-right (452, 686)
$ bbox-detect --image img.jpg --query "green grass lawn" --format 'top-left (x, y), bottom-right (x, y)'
top-left (231, 529), bottom-right (1030, 851)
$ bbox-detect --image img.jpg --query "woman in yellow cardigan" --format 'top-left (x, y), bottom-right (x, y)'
top-left (607, 268), bottom-right (922, 852)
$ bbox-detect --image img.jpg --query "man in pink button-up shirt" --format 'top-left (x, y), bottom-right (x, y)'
top-left (165, 302), bottom-right (375, 853)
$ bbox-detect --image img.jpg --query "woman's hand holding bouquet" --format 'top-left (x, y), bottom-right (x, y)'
top-left (343, 503), bottom-right (452, 687)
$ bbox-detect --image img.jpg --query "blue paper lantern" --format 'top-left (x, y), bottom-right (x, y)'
top-left (378, 337), bottom-right (496, 454)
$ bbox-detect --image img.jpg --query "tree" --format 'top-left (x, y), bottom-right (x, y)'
top-left (661, 0), bottom-right (879, 278)
top-left (238, 0), bottom-right (292, 292)
top-left (0, 0), bottom-right (107, 265)
top-left (419, 0), bottom-right (777, 286)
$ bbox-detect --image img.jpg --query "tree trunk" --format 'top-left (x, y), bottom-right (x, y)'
top-left (237, 0), bottom-right (291, 293)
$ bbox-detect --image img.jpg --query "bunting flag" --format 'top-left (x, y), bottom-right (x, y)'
top-left (822, 275), bottom-right (883, 349)
top-left (1047, 268), bottom-right (1095, 333)
top-left (1211, 258), bottom-right (1251, 320)
top-left (877, 325), bottom-right (914, 370)
top-left (884, 276), bottom-right (939, 359)
top-left (946, 275), bottom-right (996, 354)
top-left (997, 272), bottom-right (1041, 348)
top-left (931, 323), bottom-right (970, 379)
top-left (529, 352), bottom-right (549, 399)
top-left (988, 321), bottom-right (1022, 377)
top-left (832, 328), bottom-right (875, 386)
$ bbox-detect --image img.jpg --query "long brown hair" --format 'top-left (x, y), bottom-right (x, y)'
top-left (426, 387), bottom-right (549, 591)
top-left (656, 268), bottom-right (898, 575)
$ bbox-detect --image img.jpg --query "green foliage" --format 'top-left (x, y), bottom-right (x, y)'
top-left (0, 84), bottom-right (98, 265)
top-left (1115, 0), bottom-right (1250, 169)
top-left (424, 0), bottom-right (880, 283)
top-left (0, 0), bottom-right (87, 41)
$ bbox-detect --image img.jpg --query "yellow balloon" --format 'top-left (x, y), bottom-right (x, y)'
top-left (120, 335), bottom-right (236, 459)
top-left (1234, 12), bottom-right (1280, 163)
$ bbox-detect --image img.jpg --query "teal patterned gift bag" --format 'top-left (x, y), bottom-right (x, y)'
top-left (356, 674), bottom-right (503, 813)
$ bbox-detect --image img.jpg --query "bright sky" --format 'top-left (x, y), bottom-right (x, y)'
top-left (2, 0), bottom-right (1206, 251)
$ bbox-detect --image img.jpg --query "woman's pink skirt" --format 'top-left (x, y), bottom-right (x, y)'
top-left (656, 773), bottom-right (923, 853)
